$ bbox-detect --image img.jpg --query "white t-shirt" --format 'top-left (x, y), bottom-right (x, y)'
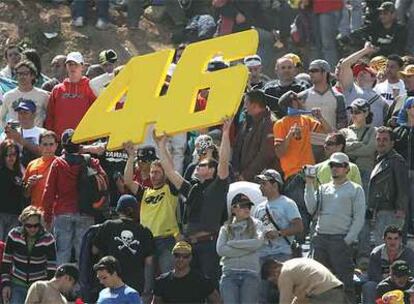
top-left (303, 88), bottom-right (338, 129)
top-left (89, 72), bottom-right (114, 96)
top-left (374, 79), bottom-right (406, 106)
top-left (0, 87), bottom-right (49, 128)
top-left (0, 126), bottom-right (45, 145)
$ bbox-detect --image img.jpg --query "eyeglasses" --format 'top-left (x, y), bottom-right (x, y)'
top-left (173, 253), bottom-right (191, 259)
top-left (24, 223), bottom-right (41, 229)
top-left (309, 69), bottom-right (322, 73)
top-left (329, 163), bottom-right (347, 168)
top-left (16, 71), bottom-right (31, 77)
top-left (197, 163), bottom-right (209, 168)
top-left (41, 142), bottom-right (55, 147)
top-left (324, 141), bottom-right (338, 146)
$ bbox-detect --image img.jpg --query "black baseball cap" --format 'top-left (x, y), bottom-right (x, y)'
top-left (56, 263), bottom-right (79, 282)
top-left (137, 146), bottom-right (158, 162)
top-left (391, 260), bottom-right (411, 277)
top-left (255, 169), bottom-right (284, 186)
top-left (231, 193), bottom-right (254, 207)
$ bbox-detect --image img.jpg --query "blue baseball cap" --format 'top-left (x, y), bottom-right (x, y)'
top-left (116, 195), bottom-right (138, 213)
top-left (15, 99), bottom-right (36, 113)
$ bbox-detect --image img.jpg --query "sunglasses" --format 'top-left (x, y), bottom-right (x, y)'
top-left (25, 223), bottom-right (41, 229)
top-left (173, 253), bottom-right (191, 259)
top-left (309, 69), bottom-right (322, 73)
top-left (329, 163), bottom-right (347, 168)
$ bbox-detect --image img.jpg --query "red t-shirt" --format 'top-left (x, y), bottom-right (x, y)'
top-left (313, 0), bottom-right (343, 14)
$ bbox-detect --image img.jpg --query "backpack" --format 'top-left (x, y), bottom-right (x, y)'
top-left (78, 154), bottom-right (110, 217)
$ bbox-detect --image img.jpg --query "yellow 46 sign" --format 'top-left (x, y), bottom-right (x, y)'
top-left (72, 30), bottom-right (258, 151)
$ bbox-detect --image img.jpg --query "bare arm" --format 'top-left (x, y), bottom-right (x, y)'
top-left (156, 135), bottom-right (185, 190)
top-left (123, 141), bottom-right (140, 195)
top-left (339, 43), bottom-right (377, 90)
top-left (274, 126), bottom-right (296, 158)
top-left (280, 218), bottom-right (303, 237)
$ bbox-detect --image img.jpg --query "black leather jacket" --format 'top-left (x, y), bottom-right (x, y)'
top-left (368, 149), bottom-right (409, 211)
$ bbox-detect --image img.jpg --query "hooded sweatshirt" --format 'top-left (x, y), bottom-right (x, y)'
top-left (44, 77), bottom-right (96, 139)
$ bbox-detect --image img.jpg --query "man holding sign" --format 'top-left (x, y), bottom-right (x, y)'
top-left (155, 118), bottom-right (232, 288)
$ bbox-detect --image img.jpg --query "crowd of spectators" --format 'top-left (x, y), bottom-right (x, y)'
top-left (0, 0), bottom-right (414, 303)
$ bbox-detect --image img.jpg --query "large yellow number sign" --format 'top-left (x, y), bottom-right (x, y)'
top-left (72, 29), bottom-right (258, 151)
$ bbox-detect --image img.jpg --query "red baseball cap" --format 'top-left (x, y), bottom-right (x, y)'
top-left (352, 63), bottom-right (377, 78)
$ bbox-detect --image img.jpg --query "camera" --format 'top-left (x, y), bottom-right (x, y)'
top-left (303, 165), bottom-right (316, 178)
top-left (8, 121), bottom-right (20, 130)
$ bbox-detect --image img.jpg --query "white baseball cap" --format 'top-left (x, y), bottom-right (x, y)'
top-left (329, 152), bottom-right (350, 165)
top-left (65, 51), bottom-right (84, 65)
top-left (244, 55), bottom-right (262, 67)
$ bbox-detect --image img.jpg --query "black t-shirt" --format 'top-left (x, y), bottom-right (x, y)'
top-left (264, 80), bottom-right (306, 117)
top-left (0, 167), bottom-right (24, 215)
top-left (179, 176), bottom-right (229, 235)
top-left (154, 270), bottom-right (215, 303)
top-left (93, 218), bottom-right (155, 292)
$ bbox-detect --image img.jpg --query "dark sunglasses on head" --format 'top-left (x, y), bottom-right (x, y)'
top-left (173, 253), bottom-right (191, 259)
top-left (25, 223), bottom-right (41, 229)
top-left (329, 162), bottom-right (347, 168)
top-left (237, 203), bottom-right (252, 210)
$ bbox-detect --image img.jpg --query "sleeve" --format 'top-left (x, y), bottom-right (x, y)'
top-left (24, 282), bottom-right (43, 304)
top-left (36, 92), bottom-right (49, 127)
top-left (273, 120), bottom-right (287, 141)
top-left (93, 222), bottom-right (109, 253)
top-left (393, 157), bottom-right (409, 211)
top-left (242, 117), bottom-right (276, 181)
top-left (216, 226), bottom-right (251, 257)
top-left (129, 291), bottom-right (142, 304)
top-left (376, 280), bottom-right (390, 298)
top-left (367, 250), bottom-right (383, 282)
top-left (278, 271), bottom-right (295, 304)
top-left (168, 181), bottom-right (179, 196)
top-left (304, 184), bottom-right (318, 215)
top-left (87, 81), bottom-right (97, 106)
top-left (0, 94), bottom-right (10, 128)
top-left (178, 180), bottom-right (192, 199)
top-left (44, 88), bottom-right (57, 130)
top-left (349, 164), bottom-right (362, 185)
top-left (143, 227), bottom-right (155, 258)
top-left (394, 25), bottom-right (408, 55)
top-left (335, 94), bottom-right (348, 130)
top-left (200, 276), bottom-right (215, 299)
top-left (45, 235), bottom-right (57, 279)
top-left (41, 160), bottom-right (58, 225)
top-left (153, 277), bottom-right (164, 297)
top-left (285, 200), bottom-right (302, 221)
top-left (226, 220), bottom-right (265, 250)
top-left (344, 186), bottom-right (366, 245)
top-left (1, 232), bottom-right (14, 287)
top-left (345, 128), bottom-right (377, 157)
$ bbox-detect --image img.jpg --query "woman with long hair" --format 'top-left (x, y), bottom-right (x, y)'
top-left (216, 193), bottom-right (264, 304)
top-left (0, 139), bottom-right (24, 241)
top-left (1, 206), bottom-right (56, 304)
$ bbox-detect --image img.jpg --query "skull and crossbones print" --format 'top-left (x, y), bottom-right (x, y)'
top-left (114, 230), bottom-right (140, 254)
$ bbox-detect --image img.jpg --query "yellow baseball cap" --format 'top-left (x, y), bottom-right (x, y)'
top-left (172, 241), bottom-right (192, 254)
top-left (283, 53), bottom-right (302, 67)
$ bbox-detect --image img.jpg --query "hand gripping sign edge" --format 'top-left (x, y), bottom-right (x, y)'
top-left (72, 29), bottom-right (259, 151)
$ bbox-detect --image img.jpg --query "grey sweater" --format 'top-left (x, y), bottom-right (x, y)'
top-left (305, 180), bottom-right (366, 244)
top-left (216, 217), bottom-right (265, 274)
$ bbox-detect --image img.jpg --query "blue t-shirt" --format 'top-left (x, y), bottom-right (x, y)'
top-left (97, 285), bottom-right (142, 304)
top-left (252, 195), bottom-right (301, 257)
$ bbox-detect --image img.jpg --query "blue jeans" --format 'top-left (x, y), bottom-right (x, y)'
top-left (361, 280), bottom-right (378, 304)
top-left (338, 0), bottom-right (363, 35)
top-left (313, 10), bottom-right (342, 67)
top-left (220, 271), bottom-right (260, 304)
top-left (154, 236), bottom-right (175, 274)
top-left (53, 213), bottom-right (95, 265)
top-left (72, 0), bottom-right (109, 21)
top-left (10, 283), bottom-right (28, 304)
top-left (190, 239), bottom-right (220, 289)
top-left (0, 213), bottom-right (19, 241)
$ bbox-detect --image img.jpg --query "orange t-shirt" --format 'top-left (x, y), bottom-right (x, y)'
top-left (274, 115), bottom-right (322, 179)
top-left (23, 156), bottom-right (56, 209)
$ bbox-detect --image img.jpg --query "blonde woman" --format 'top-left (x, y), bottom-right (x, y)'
top-left (216, 194), bottom-right (264, 304)
top-left (1, 206), bottom-right (56, 304)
